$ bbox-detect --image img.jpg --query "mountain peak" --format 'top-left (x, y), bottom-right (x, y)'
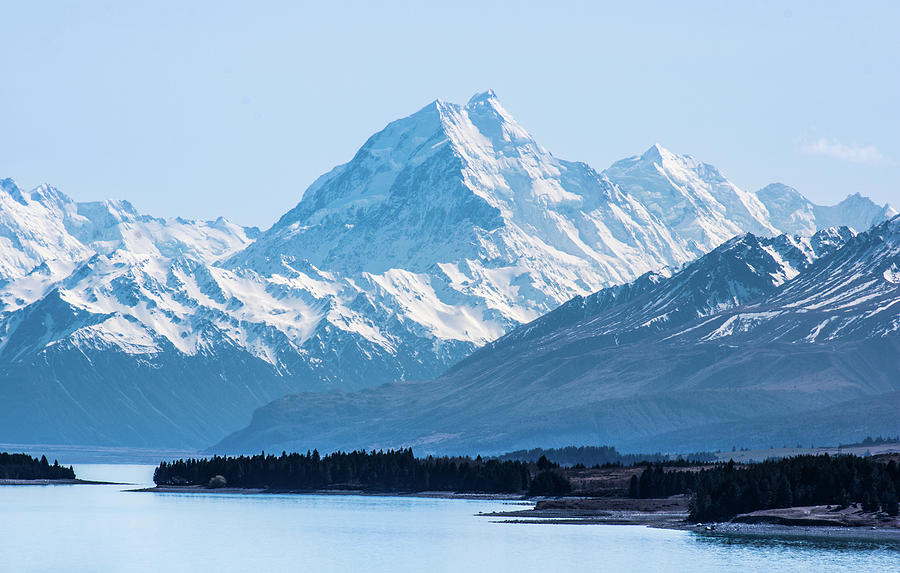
top-left (30, 183), bottom-right (72, 207)
top-left (0, 177), bottom-right (18, 192)
top-left (466, 89), bottom-right (499, 106)
top-left (0, 177), bottom-right (29, 205)
top-left (756, 183), bottom-right (810, 205)
top-left (834, 192), bottom-right (896, 215)
top-left (639, 143), bottom-right (675, 162)
top-left (837, 192), bottom-right (896, 215)
top-left (758, 182), bottom-right (797, 194)
top-left (605, 144), bottom-right (778, 246)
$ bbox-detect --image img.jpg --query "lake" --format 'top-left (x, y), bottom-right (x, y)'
top-left (0, 464), bottom-right (896, 572)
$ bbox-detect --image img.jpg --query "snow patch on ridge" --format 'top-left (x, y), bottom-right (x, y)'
top-left (885, 264), bottom-right (900, 284)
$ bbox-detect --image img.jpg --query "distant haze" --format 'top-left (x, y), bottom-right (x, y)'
top-left (1, 1), bottom-right (898, 228)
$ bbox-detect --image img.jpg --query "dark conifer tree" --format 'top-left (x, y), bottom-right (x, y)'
top-left (628, 474), bottom-right (640, 498)
top-left (773, 476), bottom-right (793, 508)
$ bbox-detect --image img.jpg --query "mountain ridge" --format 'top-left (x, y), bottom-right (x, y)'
top-left (0, 91), bottom-right (896, 448)
top-left (215, 216), bottom-right (900, 455)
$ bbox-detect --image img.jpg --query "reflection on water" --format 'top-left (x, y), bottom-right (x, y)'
top-left (0, 464), bottom-right (896, 573)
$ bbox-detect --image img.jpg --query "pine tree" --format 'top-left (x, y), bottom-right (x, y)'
top-left (773, 475), bottom-right (793, 508)
top-left (628, 474), bottom-right (640, 498)
top-left (883, 492), bottom-right (899, 516)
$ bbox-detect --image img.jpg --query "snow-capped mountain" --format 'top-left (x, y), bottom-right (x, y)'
top-left (0, 178), bottom-right (257, 310)
top-left (216, 220), bottom-right (900, 455)
top-left (233, 90), bottom-right (699, 331)
top-left (0, 91), bottom-right (896, 448)
top-left (229, 90), bottom-right (890, 355)
top-left (757, 183), bottom-right (897, 236)
top-left (603, 145), bottom-right (778, 250)
top-left (671, 216), bottom-right (900, 343)
top-left (493, 227), bottom-right (856, 351)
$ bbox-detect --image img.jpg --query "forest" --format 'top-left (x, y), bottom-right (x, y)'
top-left (0, 452), bottom-right (76, 480)
top-left (688, 455), bottom-right (900, 521)
top-left (153, 449), bottom-right (569, 495)
top-left (630, 454), bottom-right (900, 521)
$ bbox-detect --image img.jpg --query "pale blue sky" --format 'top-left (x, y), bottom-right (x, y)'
top-left (1, 1), bottom-right (897, 227)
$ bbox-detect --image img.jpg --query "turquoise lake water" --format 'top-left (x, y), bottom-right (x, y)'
top-left (0, 464), bottom-right (896, 572)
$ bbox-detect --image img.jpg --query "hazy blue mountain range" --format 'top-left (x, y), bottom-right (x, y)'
top-left (0, 92), bottom-right (895, 448)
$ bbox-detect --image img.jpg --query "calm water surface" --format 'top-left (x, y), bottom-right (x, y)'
top-left (0, 464), bottom-right (896, 572)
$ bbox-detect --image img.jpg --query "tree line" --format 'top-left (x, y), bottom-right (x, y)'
top-left (628, 454), bottom-right (900, 521)
top-left (628, 462), bottom-right (701, 499)
top-left (688, 455), bottom-right (900, 521)
top-left (153, 449), bottom-right (572, 495)
top-left (0, 452), bottom-right (75, 480)
top-left (497, 445), bottom-right (716, 468)
top-left (839, 435), bottom-right (899, 448)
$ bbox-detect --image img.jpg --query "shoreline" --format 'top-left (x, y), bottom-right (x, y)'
top-left (698, 522), bottom-right (900, 543)
top-left (132, 485), bottom-right (528, 501)
top-left (484, 498), bottom-right (900, 542)
top-left (482, 495), bottom-right (691, 528)
top-left (133, 485), bottom-right (900, 541)
top-left (0, 478), bottom-right (126, 486)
